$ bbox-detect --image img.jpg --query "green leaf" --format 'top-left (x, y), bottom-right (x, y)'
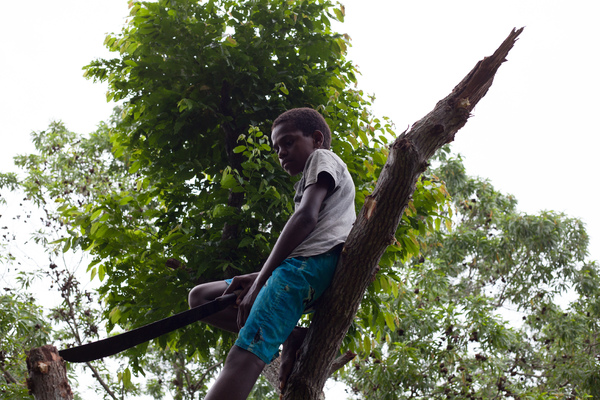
top-left (221, 173), bottom-right (237, 189)
top-left (358, 129), bottom-right (369, 145)
top-left (90, 209), bottom-right (103, 220)
top-left (129, 161), bottom-right (141, 173)
top-left (384, 311), bottom-right (395, 331)
top-left (109, 306), bottom-right (121, 324)
top-left (61, 237), bottom-right (71, 253)
top-left (90, 222), bottom-right (101, 235)
top-left (225, 36), bottom-right (237, 46)
top-left (98, 264), bottom-right (106, 281)
top-left (238, 237), bottom-right (253, 248)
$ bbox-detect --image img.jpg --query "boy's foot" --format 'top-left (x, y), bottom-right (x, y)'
top-left (279, 326), bottom-right (308, 392)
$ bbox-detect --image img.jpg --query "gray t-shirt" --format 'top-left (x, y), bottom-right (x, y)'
top-left (288, 149), bottom-right (356, 258)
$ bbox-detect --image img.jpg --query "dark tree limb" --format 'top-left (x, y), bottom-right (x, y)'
top-left (1, 363), bottom-right (19, 384)
top-left (283, 27), bottom-right (524, 400)
top-left (219, 79), bottom-right (250, 278)
top-left (85, 361), bottom-right (118, 400)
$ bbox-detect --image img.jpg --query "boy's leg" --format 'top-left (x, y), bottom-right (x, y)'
top-left (279, 326), bottom-right (308, 390)
top-left (188, 281), bottom-right (239, 333)
top-left (205, 345), bottom-right (266, 400)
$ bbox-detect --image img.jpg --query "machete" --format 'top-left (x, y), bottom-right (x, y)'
top-left (59, 293), bottom-right (238, 363)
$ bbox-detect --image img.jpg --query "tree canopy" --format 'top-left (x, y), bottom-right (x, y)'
top-left (342, 150), bottom-right (600, 399)
top-left (79, 0), bottom-right (395, 329)
top-left (1, 1), bottom-right (598, 399)
top-left (4, 0), bottom-right (404, 396)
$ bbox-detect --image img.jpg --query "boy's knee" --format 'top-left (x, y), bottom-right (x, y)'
top-left (188, 285), bottom-right (208, 308)
top-left (188, 281), bottom-right (227, 308)
top-left (226, 345), bottom-right (265, 371)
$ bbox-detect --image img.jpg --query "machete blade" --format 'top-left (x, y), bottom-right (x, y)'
top-left (59, 293), bottom-right (237, 363)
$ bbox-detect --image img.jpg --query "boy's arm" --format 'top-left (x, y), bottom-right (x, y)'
top-left (227, 172), bottom-right (334, 329)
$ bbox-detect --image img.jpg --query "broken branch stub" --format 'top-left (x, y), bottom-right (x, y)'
top-left (26, 345), bottom-right (74, 400)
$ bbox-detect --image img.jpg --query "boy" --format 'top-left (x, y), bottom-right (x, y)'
top-left (188, 108), bottom-right (355, 399)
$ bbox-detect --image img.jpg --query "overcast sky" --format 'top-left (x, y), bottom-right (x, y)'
top-left (1, 0), bottom-right (598, 398)
top-left (342, 0), bottom-right (600, 258)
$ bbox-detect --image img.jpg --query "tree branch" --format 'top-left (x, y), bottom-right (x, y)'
top-left (219, 79), bottom-right (248, 279)
top-left (283, 27), bottom-right (524, 400)
top-left (219, 80), bottom-right (245, 242)
top-left (192, 361), bottom-right (222, 393)
top-left (85, 361), bottom-right (118, 400)
top-left (1, 363), bottom-right (19, 385)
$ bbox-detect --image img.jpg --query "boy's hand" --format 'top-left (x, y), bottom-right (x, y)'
top-left (223, 272), bottom-right (258, 304)
top-left (236, 280), bottom-right (263, 329)
top-left (222, 272), bottom-right (264, 329)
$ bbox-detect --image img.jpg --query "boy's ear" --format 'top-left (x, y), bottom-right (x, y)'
top-left (312, 130), bottom-right (324, 148)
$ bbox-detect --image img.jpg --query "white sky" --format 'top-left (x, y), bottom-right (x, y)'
top-left (342, 0), bottom-right (600, 260)
top-left (1, 0), bottom-right (599, 396)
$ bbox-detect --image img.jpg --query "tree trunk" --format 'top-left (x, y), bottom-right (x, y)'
top-left (283, 27), bottom-right (524, 400)
top-left (26, 345), bottom-right (73, 400)
top-left (262, 351), bottom-right (356, 396)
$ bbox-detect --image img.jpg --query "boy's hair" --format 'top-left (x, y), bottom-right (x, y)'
top-left (272, 108), bottom-right (332, 149)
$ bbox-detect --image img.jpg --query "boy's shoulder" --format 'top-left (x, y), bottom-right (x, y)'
top-left (299, 149), bottom-right (350, 189)
top-left (306, 148), bottom-right (347, 169)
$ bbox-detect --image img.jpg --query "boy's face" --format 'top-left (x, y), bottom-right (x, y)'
top-left (271, 123), bottom-right (323, 176)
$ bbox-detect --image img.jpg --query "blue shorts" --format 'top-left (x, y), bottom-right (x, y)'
top-left (227, 250), bottom-right (340, 364)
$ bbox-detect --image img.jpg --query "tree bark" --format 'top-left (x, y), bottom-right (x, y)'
top-left (219, 79), bottom-right (249, 279)
top-left (26, 345), bottom-right (73, 400)
top-left (262, 351), bottom-right (356, 396)
top-left (283, 27), bottom-right (524, 400)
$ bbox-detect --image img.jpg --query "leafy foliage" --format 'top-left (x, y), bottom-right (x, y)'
top-left (60, 0), bottom-right (405, 371)
top-left (0, 292), bottom-right (51, 399)
top-left (6, 0), bottom-right (409, 396)
top-left (343, 150), bottom-right (600, 400)
top-left (4, 120), bottom-right (229, 399)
